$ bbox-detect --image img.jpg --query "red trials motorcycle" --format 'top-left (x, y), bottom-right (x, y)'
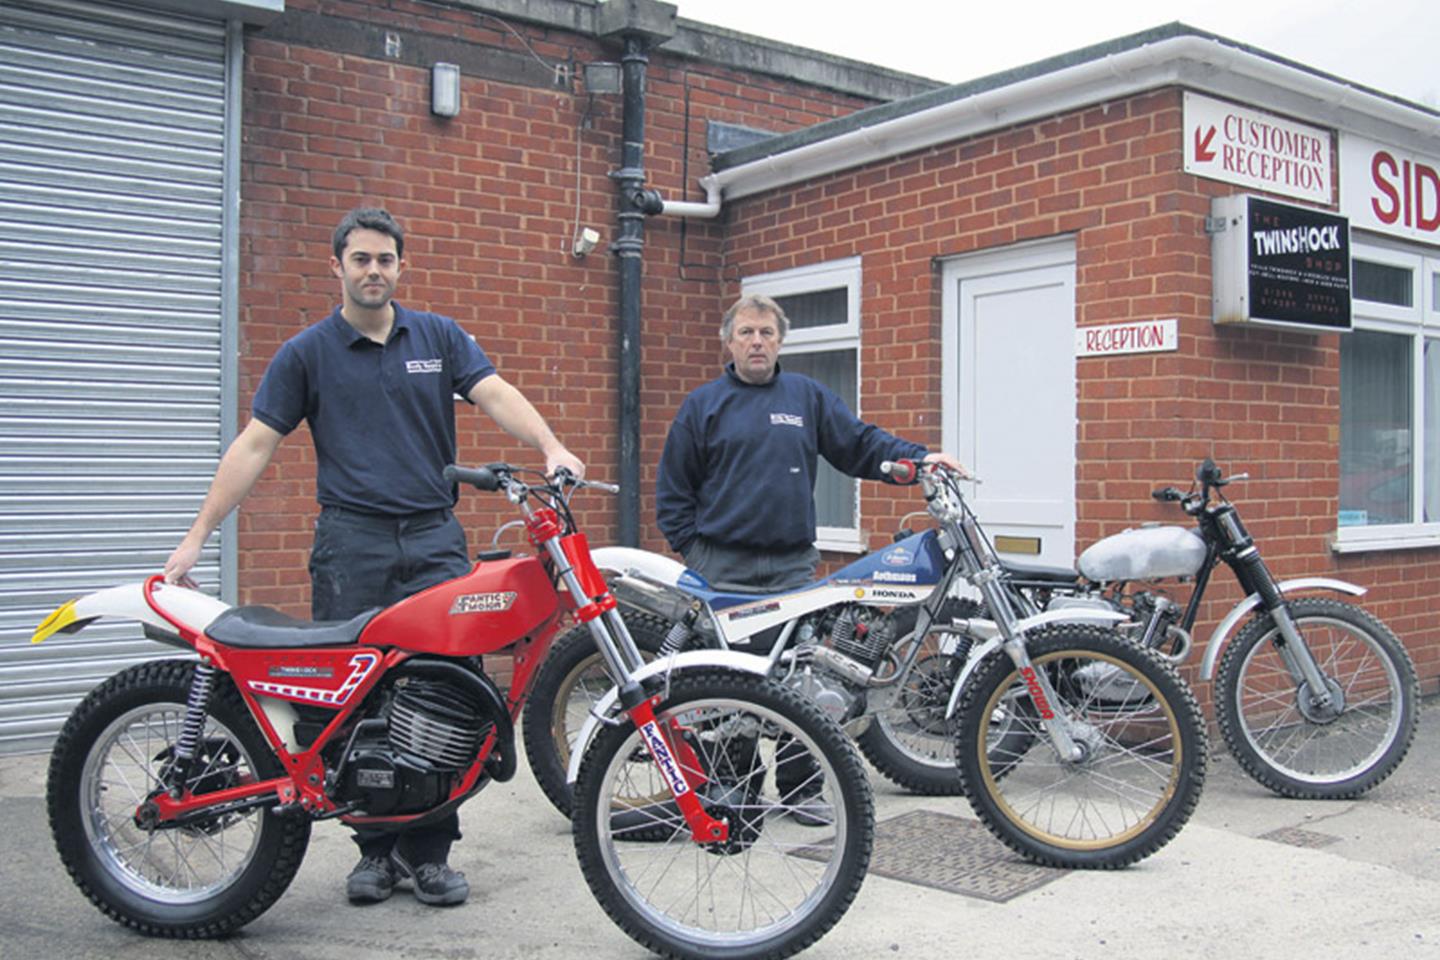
top-left (32, 465), bottom-right (873, 960)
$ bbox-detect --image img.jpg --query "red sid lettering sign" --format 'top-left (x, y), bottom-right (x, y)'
top-left (1075, 319), bottom-right (1178, 358)
top-left (1183, 93), bottom-right (1332, 204)
top-left (1340, 134), bottom-right (1440, 245)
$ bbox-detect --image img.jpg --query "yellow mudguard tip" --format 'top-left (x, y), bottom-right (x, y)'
top-left (32, 601), bottom-right (79, 644)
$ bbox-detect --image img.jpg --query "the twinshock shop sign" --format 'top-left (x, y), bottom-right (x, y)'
top-left (1211, 194), bottom-right (1352, 331)
top-left (1340, 134), bottom-right (1440, 246)
top-left (1183, 92), bottom-right (1333, 205)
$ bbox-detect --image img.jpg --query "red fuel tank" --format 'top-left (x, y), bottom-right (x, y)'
top-left (360, 555), bottom-right (559, 656)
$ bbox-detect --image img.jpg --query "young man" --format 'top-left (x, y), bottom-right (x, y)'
top-left (164, 207), bottom-right (583, 907)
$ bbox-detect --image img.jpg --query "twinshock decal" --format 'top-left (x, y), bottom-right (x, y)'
top-left (250, 652), bottom-right (379, 706)
top-left (638, 720), bottom-right (690, 797)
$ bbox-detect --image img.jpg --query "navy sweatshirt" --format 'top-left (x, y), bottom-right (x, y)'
top-left (656, 363), bottom-right (927, 553)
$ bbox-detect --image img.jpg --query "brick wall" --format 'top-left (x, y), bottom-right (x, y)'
top-left (720, 88), bottom-right (1440, 694)
top-left (235, 0), bottom-right (877, 612)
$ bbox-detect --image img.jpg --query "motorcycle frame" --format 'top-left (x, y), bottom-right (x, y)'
top-left (117, 471), bottom-right (738, 845)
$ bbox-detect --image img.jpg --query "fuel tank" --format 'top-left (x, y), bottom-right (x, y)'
top-left (1077, 525), bottom-right (1206, 583)
top-left (361, 555), bottom-right (559, 656)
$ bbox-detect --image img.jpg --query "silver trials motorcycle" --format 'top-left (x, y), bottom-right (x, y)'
top-left (530, 460), bottom-right (1208, 869)
top-left (998, 459), bottom-right (1420, 799)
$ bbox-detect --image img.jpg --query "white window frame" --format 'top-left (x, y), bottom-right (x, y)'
top-left (742, 257), bottom-right (864, 553)
top-left (1334, 239), bottom-right (1440, 553)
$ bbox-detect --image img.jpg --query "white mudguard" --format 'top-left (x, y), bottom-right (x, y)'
top-left (943, 607), bottom-right (1131, 719)
top-left (564, 649), bottom-right (774, 786)
top-left (1198, 577), bottom-right (1365, 680)
top-left (589, 546), bottom-right (689, 586)
top-left (31, 581), bottom-right (231, 645)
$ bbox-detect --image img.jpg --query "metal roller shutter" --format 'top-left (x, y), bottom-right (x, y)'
top-left (0, 0), bottom-right (231, 753)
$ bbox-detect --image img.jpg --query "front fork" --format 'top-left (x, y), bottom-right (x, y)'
top-left (1235, 551), bottom-right (1338, 717)
top-left (974, 570), bottom-right (1085, 762)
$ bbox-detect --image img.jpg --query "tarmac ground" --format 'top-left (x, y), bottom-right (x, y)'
top-left (2, 700), bottom-right (1438, 960)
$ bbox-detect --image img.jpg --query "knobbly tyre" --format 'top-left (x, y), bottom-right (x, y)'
top-left (997, 458), bottom-right (1420, 799)
top-left (32, 464), bottom-right (873, 960)
top-left (544, 458), bottom-right (1208, 869)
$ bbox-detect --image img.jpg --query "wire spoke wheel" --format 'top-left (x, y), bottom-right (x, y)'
top-left (1217, 598), bottom-right (1418, 798)
top-left (574, 670), bottom-right (872, 960)
top-left (955, 625), bottom-right (1206, 869)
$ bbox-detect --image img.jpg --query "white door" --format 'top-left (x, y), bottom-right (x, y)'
top-left (942, 240), bottom-right (1076, 568)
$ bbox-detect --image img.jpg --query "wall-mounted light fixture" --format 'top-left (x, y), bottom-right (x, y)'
top-left (582, 61), bottom-right (622, 96)
top-left (572, 227), bottom-right (600, 257)
top-left (431, 62), bottom-right (461, 117)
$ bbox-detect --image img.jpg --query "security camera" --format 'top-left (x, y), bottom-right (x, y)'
top-left (572, 227), bottom-right (600, 257)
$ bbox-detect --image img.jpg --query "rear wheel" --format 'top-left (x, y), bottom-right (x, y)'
top-left (523, 608), bottom-right (671, 815)
top-left (47, 661), bottom-right (310, 937)
top-left (573, 670), bottom-right (873, 960)
top-left (954, 625), bottom-right (1206, 869)
top-left (1215, 598), bottom-right (1419, 799)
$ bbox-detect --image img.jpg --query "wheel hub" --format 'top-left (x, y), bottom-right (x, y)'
top-left (1295, 676), bottom-right (1345, 723)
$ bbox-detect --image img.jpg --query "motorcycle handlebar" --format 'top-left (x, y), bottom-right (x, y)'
top-left (880, 459), bottom-right (919, 485)
top-left (444, 464), bottom-right (500, 491)
top-left (1152, 486), bottom-right (1185, 502)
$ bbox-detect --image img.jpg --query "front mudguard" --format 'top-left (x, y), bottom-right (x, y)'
top-left (1198, 577), bottom-right (1366, 681)
top-left (564, 649), bottom-right (774, 786)
top-left (31, 581), bottom-right (230, 646)
top-left (943, 607), bottom-right (1131, 719)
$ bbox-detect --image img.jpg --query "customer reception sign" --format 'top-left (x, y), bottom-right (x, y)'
top-left (1184, 92), bottom-right (1332, 205)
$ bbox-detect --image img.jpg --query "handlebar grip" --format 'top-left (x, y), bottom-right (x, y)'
top-left (1152, 487), bottom-right (1184, 502)
top-left (881, 459), bottom-right (918, 485)
top-left (444, 464), bottom-right (500, 492)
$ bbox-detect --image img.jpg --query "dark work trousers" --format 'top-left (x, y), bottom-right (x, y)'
top-left (682, 536), bottom-right (821, 797)
top-left (310, 505), bottom-right (471, 865)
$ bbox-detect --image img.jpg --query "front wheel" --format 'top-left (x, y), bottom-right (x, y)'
top-left (573, 670), bottom-right (873, 960)
top-left (1215, 598), bottom-right (1419, 799)
top-left (46, 660), bottom-right (310, 937)
top-left (522, 608), bottom-right (671, 816)
top-left (954, 625), bottom-right (1207, 869)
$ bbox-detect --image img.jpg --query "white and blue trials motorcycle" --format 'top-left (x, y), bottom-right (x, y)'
top-left (525, 460), bottom-right (1208, 868)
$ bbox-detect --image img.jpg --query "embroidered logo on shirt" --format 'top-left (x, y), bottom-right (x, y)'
top-left (770, 413), bottom-right (804, 428)
top-left (406, 359), bottom-right (443, 374)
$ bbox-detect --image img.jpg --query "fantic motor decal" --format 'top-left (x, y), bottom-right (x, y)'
top-left (250, 652), bottom-right (379, 706)
top-left (639, 721), bottom-right (690, 796)
top-left (449, 591), bottom-right (518, 615)
top-left (1021, 667), bottom-right (1056, 720)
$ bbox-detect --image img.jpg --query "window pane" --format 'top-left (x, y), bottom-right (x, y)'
top-left (1427, 339), bottom-right (1440, 522)
top-left (1353, 259), bottom-right (1413, 307)
top-left (783, 349), bottom-right (858, 528)
top-left (775, 288), bottom-right (847, 331)
top-left (1433, 268), bottom-right (1439, 312)
top-left (1340, 329), bottom-right (1412, 526)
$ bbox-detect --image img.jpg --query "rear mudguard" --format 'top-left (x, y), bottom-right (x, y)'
top-left (589, 546), bottom-right (689, 585)
top-left (31, 581), bottom-right (230, 646)
top-left (943, 607), bottom-right (1130, 720)
top-left (1198, 577), bottom-right (1366, 681)
top-left (564, 649), bottom-right (774, 786)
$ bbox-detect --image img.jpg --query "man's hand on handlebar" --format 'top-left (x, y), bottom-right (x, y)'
top-left (545, 447), bottom-right (585, 481)
top-left (922, 451), bottom-right (973, 480)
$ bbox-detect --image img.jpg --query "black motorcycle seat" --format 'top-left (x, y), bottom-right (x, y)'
top-left (205, 605), bottom-right (381, 649)
top-left (1000, 560), bottom-right (1079, 584)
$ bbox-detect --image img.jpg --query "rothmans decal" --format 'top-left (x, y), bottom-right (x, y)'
top-left (872, 571), bottom-right (918, 583)
top-left (449, 591), bottom-right (518, 615)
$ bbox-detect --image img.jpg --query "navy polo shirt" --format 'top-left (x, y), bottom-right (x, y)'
top-left (252, 303), bottom-right (496, 515)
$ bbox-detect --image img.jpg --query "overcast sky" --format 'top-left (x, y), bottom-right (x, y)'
top-left (673, 0), bottom-right (1440, 109)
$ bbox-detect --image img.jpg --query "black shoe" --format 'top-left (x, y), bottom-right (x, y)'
top-left (780, 785), bottom-right (833, 827)
top-left (346, 854), bottom-right (399, 904)
top-left (393, 852), bottom-right (469, 906)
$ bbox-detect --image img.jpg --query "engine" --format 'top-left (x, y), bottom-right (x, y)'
top-left (335, 666), bottom-right (501, 816)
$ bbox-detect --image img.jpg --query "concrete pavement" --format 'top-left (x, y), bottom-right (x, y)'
top-left (2, 701), bottom-right (1438, 960)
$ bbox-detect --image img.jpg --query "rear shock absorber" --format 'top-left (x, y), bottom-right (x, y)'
top-left (658, 603), bottom-right (703, 656)
top-left (169, 661), bottom-right (216, 796)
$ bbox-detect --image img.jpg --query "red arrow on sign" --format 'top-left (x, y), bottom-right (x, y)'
top-left (1194, 126), bottom-right (1217, 163)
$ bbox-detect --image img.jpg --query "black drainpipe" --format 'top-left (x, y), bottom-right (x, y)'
top-left (612, 33), bottom-right (662, 547)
